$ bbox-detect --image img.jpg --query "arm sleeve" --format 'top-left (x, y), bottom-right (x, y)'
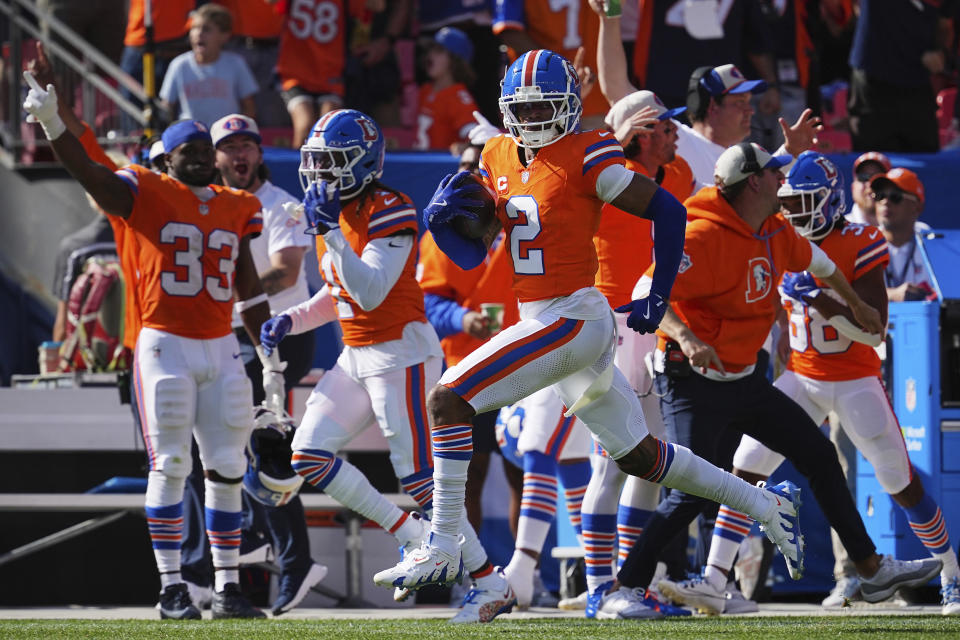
top-left (424, 293), bottom-right (468, 340)
top-left (285, 285), bottom-right (338, 334)
top-left (322, 230), bottom-right (412, 311)
top-left (807, 241), bottom-right (837, 279)
top-left (645, 188), bottom-right (688, 299)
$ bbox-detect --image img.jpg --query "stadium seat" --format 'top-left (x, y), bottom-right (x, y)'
top-left (814, 129), bottom-right (852, 154)
top-left (937, 88), bottom-right (957, 147)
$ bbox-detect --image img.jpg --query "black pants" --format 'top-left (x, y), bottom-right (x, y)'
top-left (617, 359), bottom-right (876, 589)
top-left (849, 68), bottom-right (940, 153)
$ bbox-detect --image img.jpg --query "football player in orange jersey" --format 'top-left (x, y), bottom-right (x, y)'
top-left (619, 143), bottom-right (936, 616)
top-left (24, 77), bottom-right (278, 620)
top-left (374, 49), bottom-right (811, 608)
top-left (661, 151), bottom-right (960, 616)
top-left (258, 109), bottom-right (516, 623)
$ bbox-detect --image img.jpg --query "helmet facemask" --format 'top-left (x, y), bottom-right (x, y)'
top-left (499, 87), bottom-right (581, 149)
top-left (298, 143), bottom-right (366, 197)
top-left (779, 185), bottom-right (834, 241)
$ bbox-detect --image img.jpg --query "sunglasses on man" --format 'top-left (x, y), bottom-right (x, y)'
top-left (871, 190), bottom-right (917, 204)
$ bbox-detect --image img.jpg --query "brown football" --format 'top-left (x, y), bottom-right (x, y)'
top-left (450, 172), bottom-right (497, 240)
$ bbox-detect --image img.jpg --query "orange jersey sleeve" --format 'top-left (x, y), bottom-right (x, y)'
top-left (785, 223), bottom-right (889, 381)
top-left (124, 0), bottom-right (192, 46)
top-left (493, 0), bottom-right (606, 118)
top-left (415, 83), bottom-right (479, 150)
top-left (661, 156), bottom-right (695, 202)
top-left (419, 231), bottom-right (518, 365)
top-left (315, 189), bottom-right (426, 346)
top-left (480, 130), bottom-right (625, 302)
top-left (114, 166), bottom-right (263, 339)
top-left (276, 0), bottom-right (346, 95)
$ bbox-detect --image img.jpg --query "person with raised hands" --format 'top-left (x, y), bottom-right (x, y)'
top-left (24, 69), bottom-right (273, 620)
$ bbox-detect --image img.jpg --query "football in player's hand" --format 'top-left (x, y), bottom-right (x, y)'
top-left (450, 172), bottom-right (497, 240)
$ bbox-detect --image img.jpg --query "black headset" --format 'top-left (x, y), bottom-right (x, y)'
top-left (737, 142), bottom-right (762, 175)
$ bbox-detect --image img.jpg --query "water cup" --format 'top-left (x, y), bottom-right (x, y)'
top-left (480, 303), bottom-right (504, 335)
top-left (38, 341), bottom-right (61, 375)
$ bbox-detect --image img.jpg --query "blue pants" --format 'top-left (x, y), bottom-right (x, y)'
top-left (617, 355), bottom-right (876, 589)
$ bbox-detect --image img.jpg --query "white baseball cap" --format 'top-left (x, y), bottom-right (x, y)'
top-left (211, 114), bottom-right (261, 146)
top-left (700, 64), bottom-right (767, 97)
top-left (148, 139), bottom-right (165, 161)
top-left (714, 142), bottom-right (792, 187)
top-left (604, 90), bottom-right (686, 131)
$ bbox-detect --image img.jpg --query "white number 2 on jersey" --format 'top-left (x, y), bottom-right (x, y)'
top-left (159, 222), bottom-right (238, 301)
top-left (504, 195), bottom-right (544, 275)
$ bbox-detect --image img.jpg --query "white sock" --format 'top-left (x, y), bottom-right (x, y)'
top-left (205, 479), bottom-right (242, 588)
top-left (323, 458), bottom-right (408, 533)
top-left (431, 455), bottom-right (470, 556)
top-left (938, 551), bottom-right (960, 586)
top-left (159, 571), bottom-right (182, 588)
top-left (458, 510), bottom-right (489, 572)
top-left (658, 443), bottom-right (770, 522)
top-left (703, 565), bottom-right (727, 590)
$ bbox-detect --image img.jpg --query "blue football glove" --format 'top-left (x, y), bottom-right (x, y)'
top-left (781, 271), bottom-right (820, 302)
top-left (303, 181), bottom-right (341, 235)
top-left (260, 314), bottom-right (292, 356)
top-left (615, 292), bottom-right (667, 334)
top-left (422, 170), bottom-right (486, 228)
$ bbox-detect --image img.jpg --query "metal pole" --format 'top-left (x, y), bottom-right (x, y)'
top-left (142, 0), bottom-right (156, 140)
top-left (0, 511), bottom-right (127, 568)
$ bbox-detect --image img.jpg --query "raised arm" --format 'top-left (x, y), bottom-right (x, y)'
top-left (23, 72), bottom-right (134, 218)
top-left (587, 0), bottom-right (637, 106)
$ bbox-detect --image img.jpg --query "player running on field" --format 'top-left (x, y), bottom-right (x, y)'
top-left (258, 109), bottom-right (514, 624)
top-left (658, 151), bottom-right (959, 616)
top-left (373, 48), bottom-right (818, 597)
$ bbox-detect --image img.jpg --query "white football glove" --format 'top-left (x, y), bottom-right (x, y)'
top-left (468, 110), bottom-right (501, 146)
top-left (22, 71), bottom-right (65, 141)
top-left (256, 344), bottom-right (288, 414)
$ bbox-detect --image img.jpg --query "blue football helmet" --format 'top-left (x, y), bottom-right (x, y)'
top-left (499, 49), bottom-right (582, 148)
top-left (778, 150), bottom-right (847, 241)
top-left (242, 406), bottom-right (303, 507)
top-left (299, 109), bottom-right (385, 198)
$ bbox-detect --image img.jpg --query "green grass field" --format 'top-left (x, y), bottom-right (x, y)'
top-left (1, 617), bottom-right (959, 640)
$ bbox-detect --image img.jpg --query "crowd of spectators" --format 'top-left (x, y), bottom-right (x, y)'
top-left (12, 0), bottom-right (957, 155)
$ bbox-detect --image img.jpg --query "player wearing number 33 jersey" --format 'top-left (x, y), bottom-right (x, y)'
top-left (114, 164), bottom-right (262, 338)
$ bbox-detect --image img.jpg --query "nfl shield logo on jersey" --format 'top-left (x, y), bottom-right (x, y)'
top-left (199, 204), bottom-right (209, 215)
top-left (678, 252), bottom-right (692, 274)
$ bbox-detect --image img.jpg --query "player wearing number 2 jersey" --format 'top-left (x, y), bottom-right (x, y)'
top-left (24, 68), bottom-right (277, 620)
top-left (686, 151), bottom-right (960, 616)
top-left (375, 49), bottom-right (813, 608)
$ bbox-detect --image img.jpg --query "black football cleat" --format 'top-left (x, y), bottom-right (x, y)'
top-left (158, 583), bottom-right (202, 620)
top-left (212, 583), bottom-right (267, 619)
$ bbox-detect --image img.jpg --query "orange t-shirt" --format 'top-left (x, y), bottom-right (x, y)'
top-left (124, 0), bottom-right (192, 47)
top-left (785, 223), bottom-right (889, 381)
top-left (418, 231), bottom-right (519, 366)
top-left (220, 0), bottom-right (285, 39)
top-left (114, 165), bottom-right (263, 339)
top-left (493, 0), bottom-right (606, 119)
top-left (594, 156), bottom-right (695, 309)
top-left (315, 189), bottom-right (426, 346)
top-left (78, 125), bottom-right (142, 350)
top-left (415, 83), bottom-right (478, 151)
top-left (276, 0), bottom-right (347, 95)
top-left (651, 186), bottom-right (813, 373)
top-left (479, 130), bottom-right (625, 302)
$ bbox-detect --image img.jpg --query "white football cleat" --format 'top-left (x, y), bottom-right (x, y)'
top-left (756, 480), bottom-right (805, 580)
top-left (449, 571), bottom-right (516, 624)
top-left (942, 577), bottom-right (960, 616)
top-left (595, 586), bottom-right (663, 620)
top-left (393, 512), bottom-right (430, 602)
top-left (859, 555), bottom-right (942, 603)
top-left (373, 543), bottom-right (463, 591)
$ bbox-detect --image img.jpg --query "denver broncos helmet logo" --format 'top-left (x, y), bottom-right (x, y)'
top-left (745, 257), bottom-right (772, 303)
